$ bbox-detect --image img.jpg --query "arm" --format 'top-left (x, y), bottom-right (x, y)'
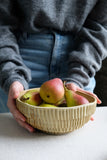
top-left (0, 1), bottom-right (34, 132)
top-left (0, 1), bottom-right (31, 93)
top-left (65, 0), bottom-right (107, 89)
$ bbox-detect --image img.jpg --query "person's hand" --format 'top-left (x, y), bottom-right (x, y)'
top-left (66, 83), bottom-right (101, 121)
top-left (7, 81), bottom-right (35, 132)
top-left (66, 83), bottom-right (101, 104)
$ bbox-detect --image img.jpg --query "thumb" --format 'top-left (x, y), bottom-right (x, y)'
top-left (10, 81), bottom-right (24, 99)
top-left (65, 83), bottom-right (78, 92)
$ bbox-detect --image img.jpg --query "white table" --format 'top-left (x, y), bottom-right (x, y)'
top-left (0, 107), bottom-right (107, 160)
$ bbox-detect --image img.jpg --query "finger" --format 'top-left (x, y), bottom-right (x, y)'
top-left (12, 109), bottom-right (26, 122)
top-left (7, 96), bottom-right (26, 122)
top-left (66, 83), bottom-right (101, 104)
top-left (10, 81), bottom-right (24, 99)
top-left (9, 105), bottom-right (26, 122)
top-left (90, 117), bottom-right (94, 121)
top-left (17, 119), bottom-right (35, 132)
top-left (66, 83), bottom-right (77, 91)
top-left (76, 87), bottom-right (102, 104)
top-left (11, 87), bottom-right (21, 99)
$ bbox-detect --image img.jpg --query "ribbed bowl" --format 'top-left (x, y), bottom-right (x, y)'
top-left (16, 88), bottom-right (97, 134)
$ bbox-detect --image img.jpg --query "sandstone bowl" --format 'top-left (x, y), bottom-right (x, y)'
top-left (16, 88), bottom-right (97, 134)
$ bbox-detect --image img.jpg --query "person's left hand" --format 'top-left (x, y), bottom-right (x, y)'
top-left (65, 83), bottom-right (101, 121)
top-left (66, 83), bottom-right (101, 104)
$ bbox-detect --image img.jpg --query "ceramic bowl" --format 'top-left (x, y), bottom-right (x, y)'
top-left (16, 88), bottom-right (97, 134)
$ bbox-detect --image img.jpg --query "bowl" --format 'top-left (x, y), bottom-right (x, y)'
top-left (16, 88), bottom-right (97, 134)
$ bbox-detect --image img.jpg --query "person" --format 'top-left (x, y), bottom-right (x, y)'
top-left (0, 0), bottom-right (107, 132)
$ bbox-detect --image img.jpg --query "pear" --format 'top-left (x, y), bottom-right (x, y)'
top-left (20, 90), bottom-right (43, 106)
top-left (64, 87), bottom-right (89, 107)
top-left (55, 97), bottom-right (66, 106)
top-left (40, 78), bottom-right (64, 104)
top-left (39, 103), bottom-right (57, 108)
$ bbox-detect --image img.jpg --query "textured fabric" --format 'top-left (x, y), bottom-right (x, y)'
top-left (0, 0), bottom-right (107, 93)
top-left (0, 87), bottom-right (9, 113)
top-left (0, 32), bottom-right (95, 112)
top-left (18, 32), bottom-right (75, 88)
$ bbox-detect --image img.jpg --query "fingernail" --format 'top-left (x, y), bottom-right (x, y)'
top-left (21, 117), bottom-right (26, 122)
top-left (90, 117), bottom-right (94, 121)
top-left (28, 127), bottom-right (35, 133)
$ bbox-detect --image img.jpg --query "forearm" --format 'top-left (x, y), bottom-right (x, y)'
top-left (65, 17), bottom-right (107, 88)
top-left (0, 44), bottom-right (31, 93)
top-left (0, 2), bottom-right (32, 93)
top-left (0, 26), bottom-right (30, 93)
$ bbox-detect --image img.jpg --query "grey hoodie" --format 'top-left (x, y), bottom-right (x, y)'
top-left (0, 0), bottom-right (107, 93)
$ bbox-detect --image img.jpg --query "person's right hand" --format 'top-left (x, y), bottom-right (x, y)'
top-left (7, 81), bottom-right (35, 132)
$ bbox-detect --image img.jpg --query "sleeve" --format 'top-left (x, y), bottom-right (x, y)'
top-left (0, 1), bottom-right (31, 93)
top-left (65, 0), bottom-right (107, 88)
